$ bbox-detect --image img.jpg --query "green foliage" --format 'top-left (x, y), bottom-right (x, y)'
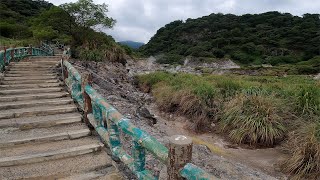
top-left (31, 26), bottom-right (58, 41)
top-left (156, 54), bottom-right (184, 65)
top-left (141, 12), bottom-right (320, 65)
top-left (79, 49), bottom-right (104, 62)
top-left (60, 0), bottom-right (116, 29)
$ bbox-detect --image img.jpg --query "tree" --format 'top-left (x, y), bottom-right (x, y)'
top-left (60, 0), bottom-right (116, 29)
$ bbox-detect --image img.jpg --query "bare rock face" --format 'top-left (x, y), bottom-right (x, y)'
top-left (136, 106), bottom-right (157, 125)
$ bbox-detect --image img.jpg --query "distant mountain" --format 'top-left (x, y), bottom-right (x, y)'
top-left (119, 41), bottom-right (145, 49)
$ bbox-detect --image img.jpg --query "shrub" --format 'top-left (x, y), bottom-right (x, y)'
top-left (295, 85), bottom-right (320, 116)
top-left (79, 49), bottom-right (105, 62)
top-left (212, 48), bottom-right (225, 58)
top-left (231, 51), bottom-right (255, 64)
top-left (283, 122), bottom-right (320, 179)
top-left (156, 53), bottom-right (184, 65)
top-left (215, 79), bottom-right (241, 98)
top-left (219, 94), bottom-right (286, 146)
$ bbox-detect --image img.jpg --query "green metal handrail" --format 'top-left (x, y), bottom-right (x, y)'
top-left (0, 44), bottom-right (54, 72)
top-left (62, 59), bottom-right (216, 180)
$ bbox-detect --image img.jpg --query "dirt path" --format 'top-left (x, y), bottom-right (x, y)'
top-left (70, 59), bottom-right (288, 179)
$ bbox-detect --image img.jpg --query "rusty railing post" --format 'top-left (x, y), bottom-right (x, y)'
top-left (81, 72), bottom-right (93, 125)
top-left (168, 135), bottom-right (193, 180)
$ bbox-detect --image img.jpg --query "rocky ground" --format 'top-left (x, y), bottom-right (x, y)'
top-left (70, 58), bottom-right (287, 180)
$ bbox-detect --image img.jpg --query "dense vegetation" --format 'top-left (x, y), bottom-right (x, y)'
top-left (0, 0), bottom-right (126, 63)
top-left (138, 72), bottom-right (320, 178)
top-left (141, 12), bottom-right (320, 66)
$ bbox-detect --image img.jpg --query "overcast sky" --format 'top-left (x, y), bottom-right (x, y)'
top-left (49, 0), bottom-right (320, 43)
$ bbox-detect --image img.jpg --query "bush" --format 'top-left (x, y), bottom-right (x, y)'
top-left (295, 85), bottom-right (320, 116)
top-left (212, 49), bottom-right (225, 58)
top-left (219, 94), bottom-right (286, 146)
top-left (231, 51), bottom-right (255, 64)
top-left (269, 55), bottom-right (300, 65)
top-left (283, 122), bottom-right (320, 179)
top-left (156, 53), bottom-right (184, 65)
top-left (79, 49), bottom-right (105, 62)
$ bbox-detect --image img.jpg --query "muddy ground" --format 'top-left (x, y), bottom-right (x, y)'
top-left (70, 58), bottom-right (288, 180)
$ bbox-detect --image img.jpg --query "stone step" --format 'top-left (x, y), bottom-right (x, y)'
top-left (0, 122), bottom-right (87, 143)
top-left (58, 167), bottom-right (121, 180)
top-left (3, 76), bottom-right (57, 81)
top-left (1, 79), bottom-right (58, 84)
top-left (8, 67), bottom-right (57, 72)
top-left (0, 97), bottom-right (72, 110)
top-left (0, 149), bottom-right (113, 180)
top-left (11, 61), bottom-right (59, 65)
top-left (0, 92), bottom-right (68, 102)
top-left (0, 143), bottom-right (104, 167)
top-left (0, 82), bottom-right (62, 89)
top-left (0, 104), bottom-right (77, 119)
top-left (0, 87), bottom-right (62, 95)
top-left (0, 112), bottom-right (81, 129)
top-left (0, 129), bottom-right (90, 148)
top-left (4, 73), bottom-right (57, 77)
top-left (10, 63), bottom-right (58, 67)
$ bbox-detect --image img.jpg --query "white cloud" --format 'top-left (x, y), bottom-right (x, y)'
top-left (48, 0), bottom-right (320, 43)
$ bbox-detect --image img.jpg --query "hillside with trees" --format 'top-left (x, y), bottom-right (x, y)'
top-left (0, 0), bottom-right (126, 63)
top-left (141, 12), bottom-right (320, 67)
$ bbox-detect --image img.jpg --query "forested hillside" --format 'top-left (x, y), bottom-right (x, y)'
top-left (141, 12), bottom-right (320, 65)
top-left (0, 0), bottom-right (126, 63)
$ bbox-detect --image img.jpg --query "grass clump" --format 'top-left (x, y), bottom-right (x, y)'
top-left (295, 85), bottom-right (320, 116)
top-left (219, 94), bottom-right (286, 146)
top-left (283, 122), bottom-right (320, 179)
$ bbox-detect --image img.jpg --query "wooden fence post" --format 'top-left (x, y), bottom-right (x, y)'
top-left (168, 135), bottom-right (193, 180)
top-left (81, 72), bottom-right (93, 125)
top-left (3, 48), bottom-right (7, 64)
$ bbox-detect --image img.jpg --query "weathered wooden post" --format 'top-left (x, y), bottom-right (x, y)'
top-left (61, 58), bottom-right (68, 82)
top-left (168, 135), bottom-right (193, 180)
top-left (28, 45), bottom-right (32, 56)
top-left (3, 48), bottom-right (7, 64)
top-left (10, 47), bottom-right (14, 62)
top-left (81, 72), bottom-right (93, 125)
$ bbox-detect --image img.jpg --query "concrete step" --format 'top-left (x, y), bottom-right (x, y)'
top-left (0, 129), bottom-right (90, 148)
top-left (0, 87), bottom-right (62, 95)
top-left (0, 112), bottom-right (81, 129)
top-left (0, 82), bottom-right (62, 89)
top-left (3, 76), bottom-right (57, 81)
top-left (0, 92), bottom-right (68, 102)
top-left (0, 97), bottom-right (72, 109)
top-left (0, 104), bottom-right (77, 119)
top-left (10, 63), bottom-right (58, 67)
top-left (8, 67), bottom-right (57, 72)
top-left (0, 122), bottom-right (87, 143)
top-left (11, 61), bottom-right (59, 66)
top-left (0, 142), bottom-right (104, 167)
top-left (4, 73), bottom-right (57, 77)
top-left (1, 79), bottom-right (58, 84)
top-left (0, 149), bottom-right (113, 180)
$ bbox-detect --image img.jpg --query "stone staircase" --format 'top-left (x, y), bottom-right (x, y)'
top-left (0, 56), bottom-right (122, 179)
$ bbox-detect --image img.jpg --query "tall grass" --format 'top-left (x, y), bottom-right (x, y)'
top-left (219, 94), bottom-right (286, 146)
top-left (283, 122), bottom-right (320, 179)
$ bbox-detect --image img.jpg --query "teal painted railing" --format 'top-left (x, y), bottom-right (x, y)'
top-left (62, 59), bottom-right (216, 180)
top-left (0, 43), bottom-right (54, 72)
